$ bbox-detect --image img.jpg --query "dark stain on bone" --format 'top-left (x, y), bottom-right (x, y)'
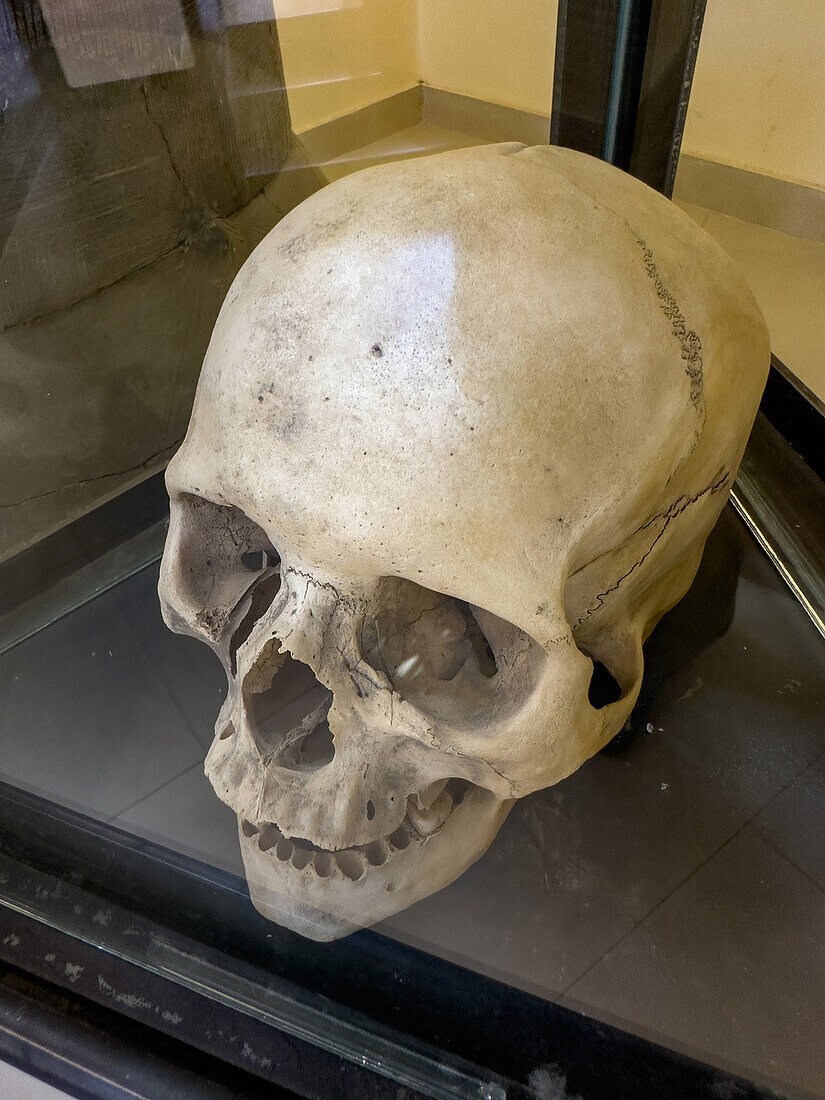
top-left (282, 232), bottom-right (308, 259)
top-left (275, 413), bottom-right (301, 440)
top-left (195, 606), bottom-right (231, 640)
top-left (370, 343), bottom-right (384, 358)
top-left (634, 234), bottom-right (704, 409)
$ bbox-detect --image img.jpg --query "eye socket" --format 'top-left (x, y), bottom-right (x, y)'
top-left (240, 548), bottom-right (281, 572)
top-left (359, 577), bottom-right (542, 726)
top-left (163, 494), bottom-right (281, 651)
top-left (229, 571), bottom-right (284, 675)
top-left (361, 588), bottom-right (495, 684)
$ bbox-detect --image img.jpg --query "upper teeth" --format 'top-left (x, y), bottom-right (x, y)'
top-left (243, 785), bottom-right (460, 876)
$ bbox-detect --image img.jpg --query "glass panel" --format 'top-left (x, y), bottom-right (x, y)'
top-left (0, 0), bottom-right (322, 648)
top-left (1, 0), bottom-right (556, 649)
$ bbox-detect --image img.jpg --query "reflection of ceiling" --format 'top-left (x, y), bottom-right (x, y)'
top-left (38, 0), bottom-right (193, 87)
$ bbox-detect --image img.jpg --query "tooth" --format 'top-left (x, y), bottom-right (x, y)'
top-left (292, 848), bottom-right (313, 870)
top-left (406, 790), bottom-right (453, 836)
top-left (365, 840), bottom-right (388, 866)
top-left (335, 850), bottom-right (365, 880)
top-left (275, 837), bottom-right (293, 862)
top-left (258, 823), bottom-right (280, 851)
top-left (414, 779), bottom-right (449, 810)
top-left (241, 819), bottom-right (258, 838)
top-left (313, 851), bottom-right (333, 877)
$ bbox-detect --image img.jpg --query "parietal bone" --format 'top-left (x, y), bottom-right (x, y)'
top-left (159, 143), bottom-right (770, 940)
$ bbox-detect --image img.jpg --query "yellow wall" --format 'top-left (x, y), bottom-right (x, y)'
top-left (278, 0), bottom-right (556, 133)
top-left (277, 0), bottom-right (418, 133)
top-left (416, 0), bottom-right (557, 116)
top-left (683, 0), bottom-right (825, 188)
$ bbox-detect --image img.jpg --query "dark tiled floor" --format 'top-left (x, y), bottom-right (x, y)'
top-left (0, 580), bottom-right (203, 819)
top-left (650, 554), bottom-right (825, 816)
top-left (113, 763), bottom-right (243, 875)
top-left (381, 733), bottom-right (745, 996)
top-left (111, 565), bottom-right (226, 753)
top-left (754, 764), bottom-right (825, 892)
top-left (563, 827), bottom-right (825, 1098)
top-left (0, 507), bottom-right (823, 1097)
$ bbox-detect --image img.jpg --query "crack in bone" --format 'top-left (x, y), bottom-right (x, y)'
top-left (422, 724), bottom-right (515, 799)
top-left (573, 470), bottom-right (730, 628)
top-left (282, 566), bottom-right (361, 613)
top-left (334, 643), bottom-right (386, 695)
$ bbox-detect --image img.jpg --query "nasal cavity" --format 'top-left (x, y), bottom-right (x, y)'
top-left (278, 719), bottom-right (335, 770)
top-left (245, 649), bottom-right (335, 770)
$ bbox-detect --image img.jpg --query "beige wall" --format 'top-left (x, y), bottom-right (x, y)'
top-left (278, 0), bottom-right (418, 133)
top-left (279, 0), bottom-right (556, 133)
top-left (416, 0), bottom-right (556, 116)
top-left (683, 0), bottom-right (825, 189)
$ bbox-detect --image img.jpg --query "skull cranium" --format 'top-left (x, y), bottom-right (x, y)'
top-left (159, 143), bottom-right (769, 940)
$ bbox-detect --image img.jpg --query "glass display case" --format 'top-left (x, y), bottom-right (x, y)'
top-left (0, 2), bottom-right (823, 1097)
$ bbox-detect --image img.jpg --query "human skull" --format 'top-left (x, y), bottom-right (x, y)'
top-left (159, 143), bottom-right (769, 940)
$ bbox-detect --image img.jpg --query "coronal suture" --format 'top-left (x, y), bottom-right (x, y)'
top-left (634, 234), bottom-right (704, 409)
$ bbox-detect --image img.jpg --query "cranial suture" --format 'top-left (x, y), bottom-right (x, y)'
top-left (159, 143), bottom-right (769, 940)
